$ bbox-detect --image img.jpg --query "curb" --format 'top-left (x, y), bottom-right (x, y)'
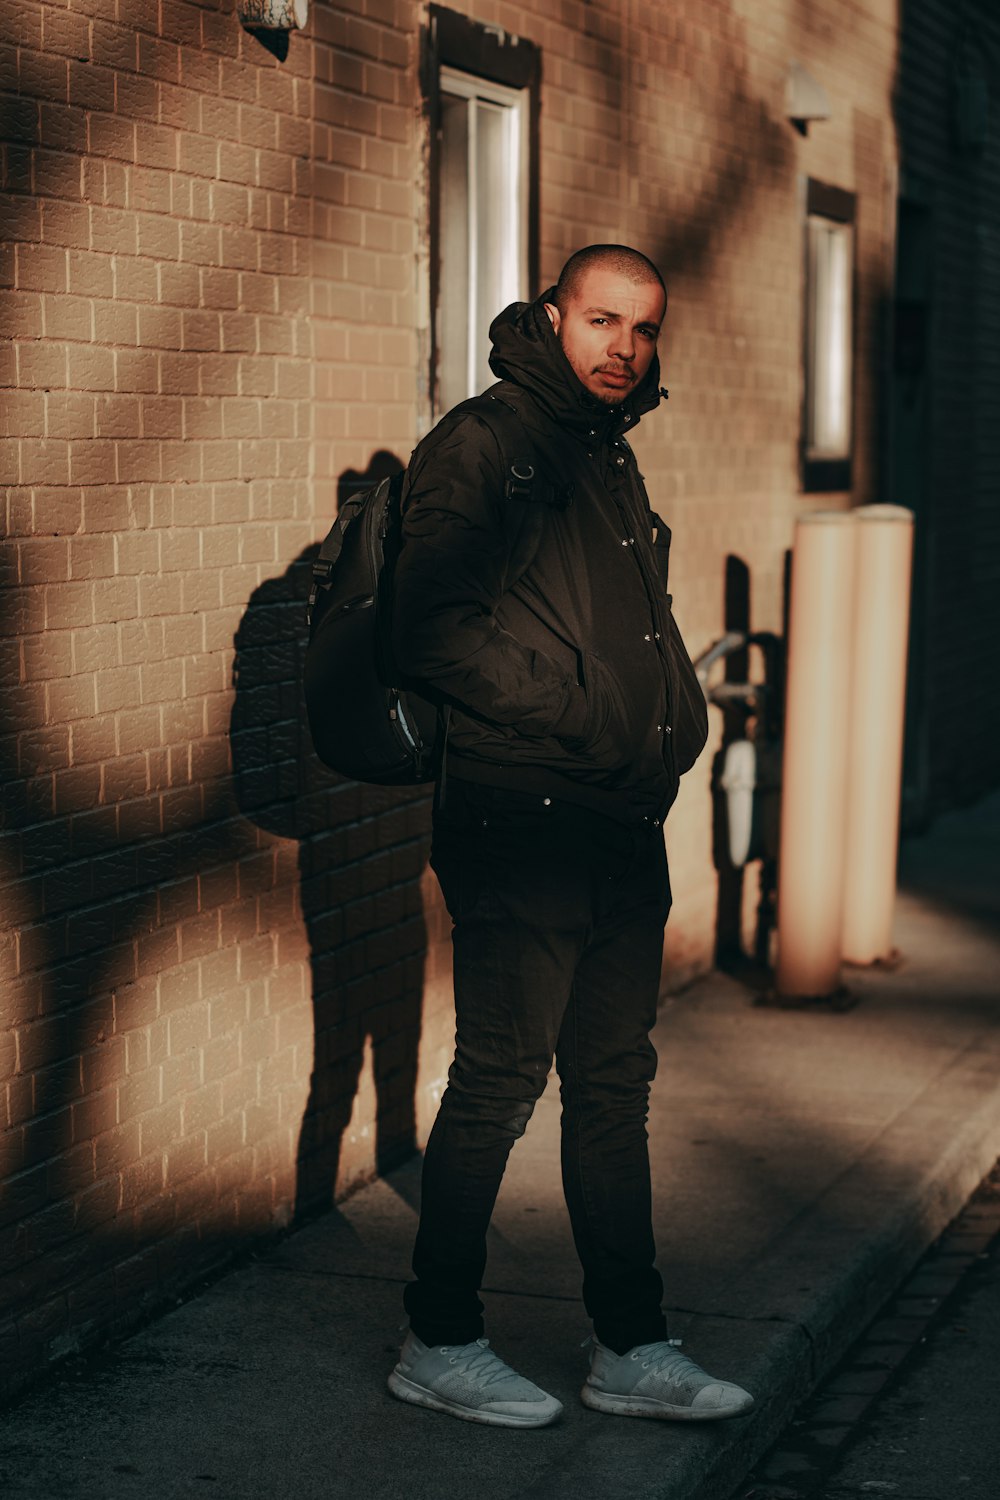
top-left (661, 1034), bottom-right (1000, 1500)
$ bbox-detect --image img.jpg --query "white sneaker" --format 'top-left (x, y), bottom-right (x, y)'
top-left (388, 1331), bottom-right (563, 1428)
top-left (581, 1337), bottom-right (754, 1421)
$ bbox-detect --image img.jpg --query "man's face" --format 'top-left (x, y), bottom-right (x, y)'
top-left (544, 267), bottom-right (665, 405)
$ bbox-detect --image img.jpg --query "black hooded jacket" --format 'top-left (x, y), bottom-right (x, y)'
top-left (391, 291), bottom-right (709, 823)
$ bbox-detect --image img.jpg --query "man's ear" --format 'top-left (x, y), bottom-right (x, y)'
top-left (543, 301), bottom-right (560, 333)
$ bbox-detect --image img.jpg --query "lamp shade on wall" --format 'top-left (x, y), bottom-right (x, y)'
top-left (238, 0), bottom-right (308, 29)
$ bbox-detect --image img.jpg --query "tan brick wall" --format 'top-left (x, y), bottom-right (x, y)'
top-left (1, 0), bottom-right (432, 1394)
top-left (1, 0), bottom-right (904, 1395)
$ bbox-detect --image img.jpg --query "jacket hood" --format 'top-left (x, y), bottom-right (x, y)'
top-left (488, 287), bottom-right (664, 439)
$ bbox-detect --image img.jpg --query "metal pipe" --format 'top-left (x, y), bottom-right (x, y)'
top-left (693, 630), bottom-right (747, 685)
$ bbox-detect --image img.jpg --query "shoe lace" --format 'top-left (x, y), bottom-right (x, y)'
top-left (580, 1334), bottom-right (684, 1358)
top-left (441, 1338), bottom-right (516, 1389)
top-left (627, 1341), bottom-right (702, 1379)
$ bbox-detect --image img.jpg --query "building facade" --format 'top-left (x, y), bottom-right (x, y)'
top-left (1, 0), bottom-right (996, 1398)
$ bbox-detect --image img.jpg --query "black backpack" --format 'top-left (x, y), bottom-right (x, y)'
top-left (304, 390), bottom-right (553, 786)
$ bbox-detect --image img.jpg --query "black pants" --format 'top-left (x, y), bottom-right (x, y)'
top-left (403, 780), bottom-right (671, 1355)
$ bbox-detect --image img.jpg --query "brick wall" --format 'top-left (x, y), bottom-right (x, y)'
top-left (0, 0), bottom-right (958, 1399)
top-left (1, 0), bottom-right (439, 1397)
top-left (892, 0), bottom-right (1000, 818)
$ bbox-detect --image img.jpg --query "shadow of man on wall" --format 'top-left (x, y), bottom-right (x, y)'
top-left (229, 451), bottom-right (432, 1225)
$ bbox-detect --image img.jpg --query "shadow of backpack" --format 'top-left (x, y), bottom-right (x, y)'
top-left (304, 387), bottom-right (565, 786)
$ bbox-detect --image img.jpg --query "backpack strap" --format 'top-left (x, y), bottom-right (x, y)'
top-left (307, 473), bottom-right (398, 625)
top-left (452, 384), bottom-right (573, 510)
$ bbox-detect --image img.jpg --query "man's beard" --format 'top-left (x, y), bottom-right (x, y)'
top-left (591, 366), bottom-right (635, 404)
top-left (554, 328), bottom-right (633, 403)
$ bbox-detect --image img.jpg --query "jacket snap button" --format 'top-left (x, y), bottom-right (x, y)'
top-left (543, 797), bottom-right (551, 806)
top-left (654, 631), bottom-right (660, 640)
top-left (616, 456), bottom-right (625, 466)
top-left (665, 725), bottom-right (672, 734)
top-left (653, 819), bottom-right (661, 828)
top-left (621, 539), bottom-right (629, 547)
top-left (644, 634), bottom-right (651, 642)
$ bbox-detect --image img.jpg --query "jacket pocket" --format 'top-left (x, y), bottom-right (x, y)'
top-left (558, 651), bottom-right (637, 769)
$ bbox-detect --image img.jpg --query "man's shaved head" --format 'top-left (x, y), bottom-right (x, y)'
top-left (554, 244), bottom-right (666, 316)
top-left (544, 246), bottom-right (666, 404)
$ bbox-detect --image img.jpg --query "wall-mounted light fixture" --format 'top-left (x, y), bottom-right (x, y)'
top-left (238, 0), bottom-right (307, 60)
top-left (238, 0), bottom-right (308, 28)
top-left (786, 61), bottom-right (831, 136)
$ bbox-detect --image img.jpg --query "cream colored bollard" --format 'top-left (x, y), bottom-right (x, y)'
top-left (776, 511), bottom-right (857, 1001)
top-left (841, 505), bottom-right (915, 966)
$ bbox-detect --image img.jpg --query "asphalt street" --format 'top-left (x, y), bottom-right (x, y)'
top-left (737, 1166), bottom-right (1000, 1500)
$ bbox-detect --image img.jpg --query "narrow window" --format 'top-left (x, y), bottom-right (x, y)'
top-left (424, 7), bottom-right (540, 417)
top-left (803, 181), bottom-right (856, 491)
top-left (438, 70), bottom-right (528, 412)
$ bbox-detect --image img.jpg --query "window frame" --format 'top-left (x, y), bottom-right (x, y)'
top-left (801, 179), bottom-right (857, 493)
top-left (421, 5), bottom-right (541, 419)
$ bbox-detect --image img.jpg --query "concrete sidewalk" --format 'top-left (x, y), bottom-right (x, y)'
top-left (2, 794), bottom-right (998, 1500)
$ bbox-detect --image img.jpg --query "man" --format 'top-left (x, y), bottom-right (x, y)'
top-left (387, 245), bottom-right (753, 1428)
